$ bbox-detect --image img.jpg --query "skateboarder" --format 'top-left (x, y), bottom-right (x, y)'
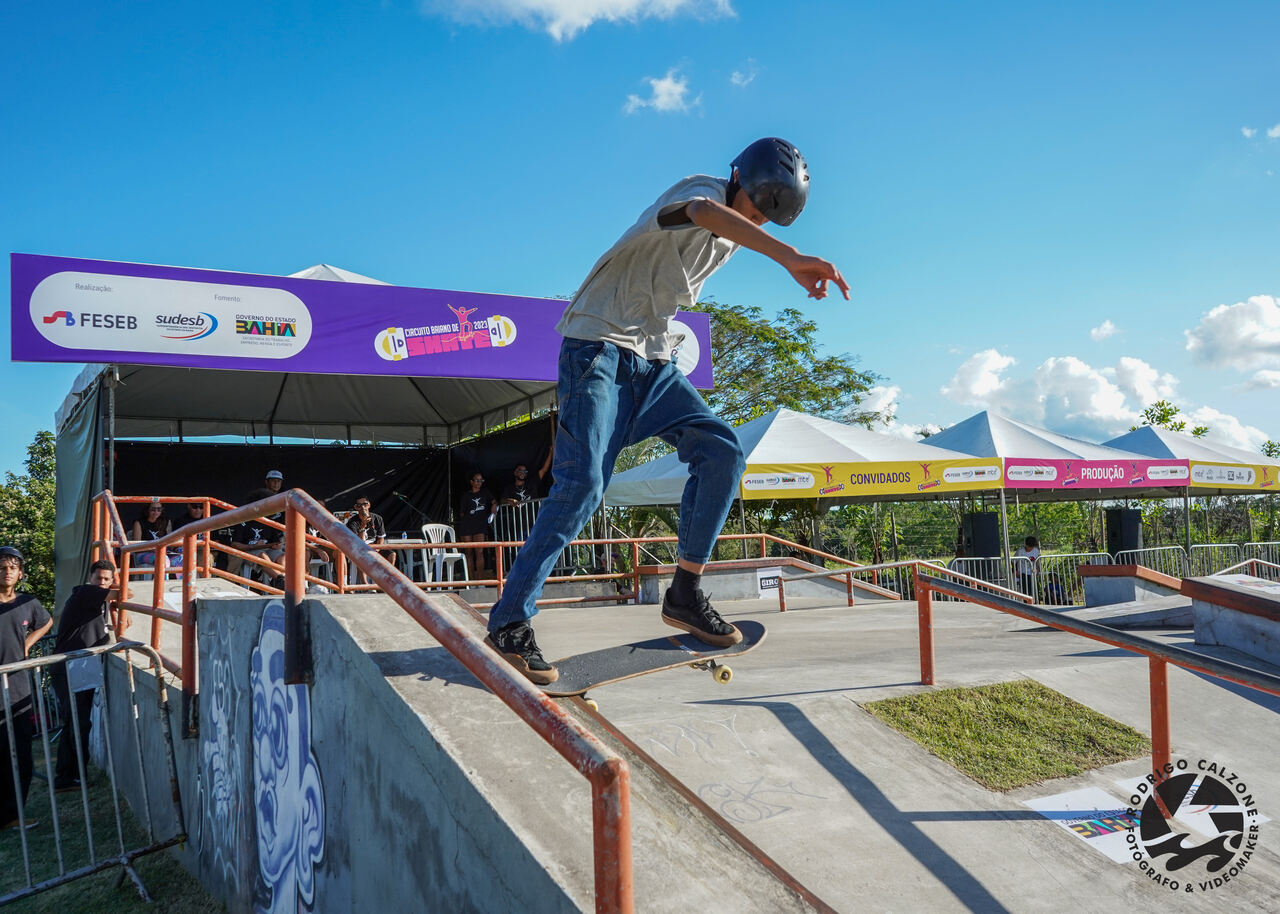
top-left (485, 138), bottom-right (850, 684)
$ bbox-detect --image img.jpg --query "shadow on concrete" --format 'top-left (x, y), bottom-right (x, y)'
top-left (704, 697), bottom-right (1013, 913)
top-left (367, 647), bottom-right (489, 691)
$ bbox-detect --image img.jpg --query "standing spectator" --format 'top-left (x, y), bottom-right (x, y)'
top-left (51, 560), bottom-right (115, 791)
top-left (1013, 536), bottom-right (1041, 595)
top-left (345, 498), bottom-right (394, 584)
top-left (0, 545), bottom-right (53, 829)
top-left (457, 472), bottom-right (495, 578)
top-left (500, 444), bottom-right (555, 506)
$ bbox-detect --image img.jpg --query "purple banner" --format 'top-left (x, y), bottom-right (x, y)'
top-left (9, 253), bottom-right (715, 389)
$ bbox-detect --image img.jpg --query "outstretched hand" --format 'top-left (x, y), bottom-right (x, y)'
top-left (785, 254), bottom-right (850, 301)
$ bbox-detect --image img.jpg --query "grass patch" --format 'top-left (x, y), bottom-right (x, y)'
top-left (0, 751), bottom-right (223, 913)
top-left (864, 679), bottom-right (1151, 791)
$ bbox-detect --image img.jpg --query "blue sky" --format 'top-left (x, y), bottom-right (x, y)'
top-left (3, 0), bottom-right (1278, 475)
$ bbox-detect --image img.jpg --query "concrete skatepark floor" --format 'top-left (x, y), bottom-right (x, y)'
top-left (519, 594), bottom-right (1280, 912)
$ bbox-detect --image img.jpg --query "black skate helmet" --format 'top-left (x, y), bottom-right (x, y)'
top-left (730, 137), bottom-right (809, 226)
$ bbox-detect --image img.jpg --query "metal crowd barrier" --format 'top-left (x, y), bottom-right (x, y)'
top-left (493, 501), bottom-right (612, 577)
top-left (1245, 541), bottom-right (1280, 565)
top-left (1115, 545), bottom-right (1189, 580)
top-left (0, 643), bottom-right (186, 905)
top-left (1189, 543), bottom-right (1243, 577)
top-left (947, 556), bottom-right (1036, 599)
top-left (1035, 552), bottom-right (1112, 606)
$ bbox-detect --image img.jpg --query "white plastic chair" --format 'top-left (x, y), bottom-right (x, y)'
top-left (421, 524), bottom-right (468, 583)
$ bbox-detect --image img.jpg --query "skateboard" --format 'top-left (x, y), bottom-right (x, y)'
top-left (542, 620), bottom-right (766, 699)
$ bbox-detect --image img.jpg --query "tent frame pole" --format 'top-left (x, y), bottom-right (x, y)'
top-left (999, 487), bottom-right (1012, 585)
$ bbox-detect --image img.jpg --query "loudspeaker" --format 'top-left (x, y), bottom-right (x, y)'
top-left (1105, 508), bottom-right (1143, 555)
top-left (961, 512), bottom-right (1000, 558)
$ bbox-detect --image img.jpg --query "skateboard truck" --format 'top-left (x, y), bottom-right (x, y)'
top-left (691, 658), bottom-right (734, 684)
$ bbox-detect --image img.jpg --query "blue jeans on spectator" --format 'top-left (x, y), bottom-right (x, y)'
top-left (487, 338), bottom-right (745, 632)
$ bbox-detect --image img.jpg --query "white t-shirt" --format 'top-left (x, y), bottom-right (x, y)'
top-left (1013, 545), bottom-right (1040, 576)
top-left (555, 175), bottom-right (739, 361)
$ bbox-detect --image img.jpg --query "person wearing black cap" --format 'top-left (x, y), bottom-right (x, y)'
top-left (0, 546), bottom-right (52, 828)
top-left (483, 139), bottom-right (850, 684)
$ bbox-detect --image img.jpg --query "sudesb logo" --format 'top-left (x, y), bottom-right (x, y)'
top-left (42, 311), bottom-right (74, 326)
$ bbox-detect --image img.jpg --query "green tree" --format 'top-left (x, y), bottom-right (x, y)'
top-left (0, 431), bottom-right (56, 606)
top-left (691, 299), bottom-right (880, 426)
top-left (1130, 400), bottom-right (1208, 438)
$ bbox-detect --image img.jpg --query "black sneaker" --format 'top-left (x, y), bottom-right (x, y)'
top-left (485, 621), bottom-right (559, 685)
top-left (661, 588), bottom-right (742, 647)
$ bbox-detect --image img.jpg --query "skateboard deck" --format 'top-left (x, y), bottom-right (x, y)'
top-left (542, 620), bottom-right (766, 698)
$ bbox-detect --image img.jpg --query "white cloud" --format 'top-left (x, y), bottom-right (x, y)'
top-left (729, 58), bottom-right (758, 87)
top-left (1089, 319), bottom-right (1118, 341)
top-left (422, 0), bottom-right (734, 41)
top-left (1245, 369), bottom-right (1280, 390)
top-left (624, 68), bottom-right (699, 115)
top-left (861, 384), bottom-right (901, 423)
top-left (1242, 126), bottom-right (1258, 138)
top-left (1184, 406), bottom-right (1272, 452)
top-left (1184, 294), bottom-right (1280, 372)
top-left (940, 349), bottom-right (1019, 408)
top-left (1269, 124), bottom-right (1280, 139)
top-left (1032, 357), bottom-right (1133, 438)
top-left (1112, 356), bottom-right (1178, 406)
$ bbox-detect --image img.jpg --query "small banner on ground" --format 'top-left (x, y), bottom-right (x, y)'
top-left (740, 459), bottom-right (1003, 500)
top-left (756, 566), bottom-right (782, 598)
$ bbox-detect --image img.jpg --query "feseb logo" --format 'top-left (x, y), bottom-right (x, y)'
top-left (43, 310), bottom-right (136, 330)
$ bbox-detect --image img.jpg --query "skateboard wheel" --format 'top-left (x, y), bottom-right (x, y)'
top-left (585, 698), bottom-right (599, 711)
top-left (714, 665), bottom-right (733, 684)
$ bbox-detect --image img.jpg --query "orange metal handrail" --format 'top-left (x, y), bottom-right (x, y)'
top-left (93, 489), bottom-right (634, 913)
top-left (912, 567), bottom-right (1280, 790)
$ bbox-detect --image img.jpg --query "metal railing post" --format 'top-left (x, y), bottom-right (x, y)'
top-left (593, 759), bottom-right (634, 914)
top-left (181, 533), bottom-right (197, 737)
top-left (1149, 657), bottom-right (1171, 784)
top-left (777, 577), bottom-right (787, 612)
top-left (150, 546), bottom-right (166, 652)
top-left (631, 542), bottom-right (641, 605)
top-left (284, 505), bottom-right (311, 686)
top-left (915, 565), bottom-right (935, 685)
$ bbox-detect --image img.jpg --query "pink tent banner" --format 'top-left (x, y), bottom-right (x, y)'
top-left (1004, 457), bottom-right (1189, 490)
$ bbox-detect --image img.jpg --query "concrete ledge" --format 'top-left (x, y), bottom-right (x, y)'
top-left (639, 557), bottom-right (899, 604)
top-left (1079, 564), bottom-right (1182, 607)
top-left (1187, 574), bottom-right (1280, 667)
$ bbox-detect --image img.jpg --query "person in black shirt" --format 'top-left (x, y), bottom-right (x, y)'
top-left (457, 472), bottom-right (495, 578)
top-left (0, 545), bottom-right (52, 829)
top-left (345, 498), bottom-right (394, 584)
top-left (499, 445), bottom-right (554, 507)
top-left (51, 560), bottom-right (115, 791)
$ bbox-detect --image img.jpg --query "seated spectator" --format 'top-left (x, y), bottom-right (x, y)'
top-left (458, 472), bottom-right (495, 578)
top-left (228, 472), bottom-right (286, 583)
top-left (0, 545), bottom-right (53, 829)
top-left (345, 498), bottom-right (395, 584)
top-left (51, 560), bottom-right (116, 791)
top-left (500, 444), bottom-right (554, 506)
top-left (130, 498), bottom-right (175, 569)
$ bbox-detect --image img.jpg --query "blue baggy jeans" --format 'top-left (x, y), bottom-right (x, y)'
top-left (487, 338), bottom-right (745, 631)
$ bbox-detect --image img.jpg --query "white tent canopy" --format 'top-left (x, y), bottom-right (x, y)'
top-left (923, 410), bottom-right (1139, 460)
top-left (1103, 425), bottom-right (1280, 468)
top-left (603, 408), bottom-right (980, 506)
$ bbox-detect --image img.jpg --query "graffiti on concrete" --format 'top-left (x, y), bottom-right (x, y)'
top-left (250, 601), bottom-right (325, 913)
top-left (198, 652), bottom-right (244, 888)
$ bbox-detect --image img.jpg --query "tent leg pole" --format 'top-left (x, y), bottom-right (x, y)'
top-left (1183, 490), bottom-right (1192, 557)
top-left (108, 365), bottom-right (118, 493)
top-left (999, 488), bottom-right (1012, 585)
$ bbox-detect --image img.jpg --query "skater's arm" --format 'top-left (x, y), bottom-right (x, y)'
top-left (685, 199), bottom-right (850, 301)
